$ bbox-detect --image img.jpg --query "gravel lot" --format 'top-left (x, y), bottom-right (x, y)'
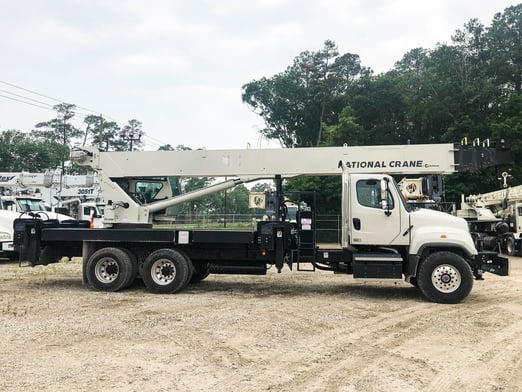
top-left (1, 256), bottom-right (521, 391)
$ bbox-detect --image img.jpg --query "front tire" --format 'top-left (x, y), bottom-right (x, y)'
top-left (504, 236), bottom-right (515, 256)
top-left (142, 249), bottom-right (190, 294)
top-left (417, 251), bottom-right (473, 304)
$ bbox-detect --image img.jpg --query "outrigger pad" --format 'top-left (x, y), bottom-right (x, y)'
top-left (475, 252), bottom-right (509, 276)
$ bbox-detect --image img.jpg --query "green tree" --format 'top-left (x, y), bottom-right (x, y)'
top-left (222, 184), bottom-right (250, 214)
top-left (85, 115), bottom-right (125, 151)
top-left (0, 130), bottom-right (67, 171)
top-left (242, 40), bottom-right (367, 147)
top-left (486, 4), bottom-right (522, 93)
top-left (120, 119), bottom-right (144, 151)
top-left (33, 103), bottom-right (83, 146)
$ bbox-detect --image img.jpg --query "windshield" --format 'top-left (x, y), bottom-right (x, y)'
top-left (16, 198), bottom-right (47, 212)
top-left (391, 178), bottom-right (411, 212)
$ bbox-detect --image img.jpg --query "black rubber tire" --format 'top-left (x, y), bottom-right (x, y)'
top-left (85, 247), bottom-right (134, 292)
top-left (177, 250), bottom-right (194, 290)
top-left (190, 262), bottom-right (211, 284)
top-left (417, 251), bottom-right (474, 304)
top-left (408, 276), bottom-right (418, 287)
top-left (504, 236), bottom-right (515, 256)
top-left (129, 247), bottom-right (151, 279)
top-left (120, 248), bottom-right (139, 289)
top-left (141, 248), bottom-right (190, 294)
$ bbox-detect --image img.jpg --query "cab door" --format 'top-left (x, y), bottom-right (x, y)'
top-left (349, 176), bottom-right (405, 245)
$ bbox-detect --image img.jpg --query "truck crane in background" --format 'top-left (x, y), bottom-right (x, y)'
top-left (13, 140), bottom-right (511, 303)
top-left (0, 171), bottom-right (104, 218)
top-left (397, 175), bottom-right (456, 213)
top-left (0, 171), bottom-right (103, 258)
top-left (457, 173), bottom-right (522, 256)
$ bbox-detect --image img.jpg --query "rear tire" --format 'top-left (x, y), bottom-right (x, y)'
top-left (141, 248), bottom-right (190, 294)
top-left (120, 248), bottom-right (139, 289)
top-left (190, 262), bottom-right (211, 284)
top-left (417, 251), bottom-right (473, 304)
top-left (177, 250), bottom-right (194, 289)
top-left (85, 247), bottom-right (134, 292)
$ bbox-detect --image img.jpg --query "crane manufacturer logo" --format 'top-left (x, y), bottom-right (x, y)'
top-left (343, 160), bottom-right (436, 169)
top-left (0, 175), bottom-right (16, 183)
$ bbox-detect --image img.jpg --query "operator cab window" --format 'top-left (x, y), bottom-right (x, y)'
top-left (135, 181), bottom-right (164, 203)
top-left (356, 180), bottom-right (394, 209)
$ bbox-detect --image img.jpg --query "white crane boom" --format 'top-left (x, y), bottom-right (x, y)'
top-left (71, 144), bottom-right (462, 178)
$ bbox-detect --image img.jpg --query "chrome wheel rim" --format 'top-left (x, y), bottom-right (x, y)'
top-left (431, 264), bottom-right (461, 293)
top-left (95, 257), bottom-right (119, 283)
top-left (151, 259), bottom-right (176, 286)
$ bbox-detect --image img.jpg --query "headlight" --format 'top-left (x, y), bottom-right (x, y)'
top-left (0, 231), bottom-right (12, 240)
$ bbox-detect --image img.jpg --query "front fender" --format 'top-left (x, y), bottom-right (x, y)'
top-left (406, 242), bottom-right (473, 278)
top-left (409, 225), bottom-right (477, 257)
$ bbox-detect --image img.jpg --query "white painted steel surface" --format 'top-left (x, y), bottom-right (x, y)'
top-left (72, 144), bottom-right (458, 178)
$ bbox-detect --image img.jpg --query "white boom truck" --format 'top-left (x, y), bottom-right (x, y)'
top-left (458, 181), bottom-right (522, 256)
top-left (1, 172), bottom-right (78, 258)
top-left (13, 142), bottom-right (510, 303)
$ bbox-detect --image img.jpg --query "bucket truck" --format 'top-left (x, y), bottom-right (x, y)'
top-left (12, 141), bottom-right (511, 303)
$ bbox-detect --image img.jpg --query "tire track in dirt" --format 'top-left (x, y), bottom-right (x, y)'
top-left (426, 302), bottom-right (522, 392)
top-left (200, 301), bottom-right (455, 391)
top-left (1, 259), bottom-right (521, 391)
top-left (248, 292), bottom-right (518, 391)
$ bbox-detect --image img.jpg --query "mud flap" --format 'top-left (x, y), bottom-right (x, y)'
top-left (474, 252), bottom-right (509, 276)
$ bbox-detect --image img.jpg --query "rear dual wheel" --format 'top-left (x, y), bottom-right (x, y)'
top-left (141, 248), bottom-right (192, 294)
top-left (85, 247), bottom-right (138, 292)
top-left (190, 262), bottom-right (211, 284)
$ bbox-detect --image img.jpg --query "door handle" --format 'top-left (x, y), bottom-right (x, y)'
top-left (353, 218), bottom-right (361, 230)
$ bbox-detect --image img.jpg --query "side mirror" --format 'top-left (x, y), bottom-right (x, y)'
top-left (381, 178), bottom-right (392, 216)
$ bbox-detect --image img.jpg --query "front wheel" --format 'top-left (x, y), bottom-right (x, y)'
top-left (504, 236), bottom-right (515, 256)
top-left (417, 252), bottom-right (473, 304)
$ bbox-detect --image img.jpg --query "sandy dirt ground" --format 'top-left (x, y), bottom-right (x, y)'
top-left (0, 256), bottom-right (521, 392)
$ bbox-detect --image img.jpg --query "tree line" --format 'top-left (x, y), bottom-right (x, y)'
top-left (242, 4), bottom-right (522, 209)
top-left (0, 103), bottom-right (144, 172)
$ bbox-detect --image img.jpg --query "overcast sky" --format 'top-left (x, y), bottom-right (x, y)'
top-left (0, 0), bottom-right (520, 150)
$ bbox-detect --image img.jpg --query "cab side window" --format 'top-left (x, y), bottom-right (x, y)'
top-left (356, 180), bottom-right (394, 209)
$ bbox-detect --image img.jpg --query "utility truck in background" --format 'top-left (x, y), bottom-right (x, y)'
top-left (0, 195), bottom-right (75, 258)
top-left (458, 177), bottom-right (522, 256)
top-left (0, 171), bottom-right (102, 257)
top-left (13, 141), bottom-right (511, 303)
